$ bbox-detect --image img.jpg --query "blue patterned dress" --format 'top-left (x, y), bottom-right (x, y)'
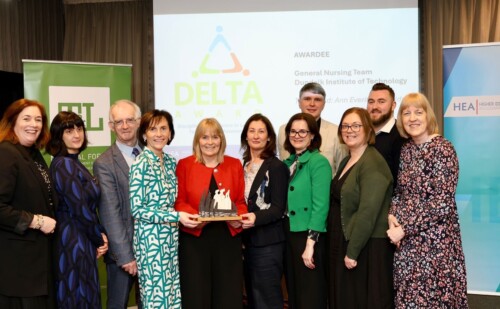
top-left (50, 154), bottom-right (105, 309)
top-left (129, 148), bottom-right (181, 309)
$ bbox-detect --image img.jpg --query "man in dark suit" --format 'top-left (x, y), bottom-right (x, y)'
top-left (93, 99), bottom-right (142, 308)
top-left (366, 83), bottom-right (406, 188)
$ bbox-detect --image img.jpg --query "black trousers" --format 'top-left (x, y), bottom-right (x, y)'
top-left (243, 241), bottom-right (285, 309)
top-left (285, 227), bottom-right (327, 309)
top-left (0, 294), bottom-right (54, 309)
top-left (179, 222), bottom-right (243, 309)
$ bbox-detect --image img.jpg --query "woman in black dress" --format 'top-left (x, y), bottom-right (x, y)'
top-left (328, 107), bottom-right (394, 308)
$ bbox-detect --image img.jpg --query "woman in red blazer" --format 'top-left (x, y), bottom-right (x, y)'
top-left (175, 118), bottom-right (247, 309)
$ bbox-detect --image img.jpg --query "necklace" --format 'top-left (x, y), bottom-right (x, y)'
top-left (245, 160), bottom-right (262, 174)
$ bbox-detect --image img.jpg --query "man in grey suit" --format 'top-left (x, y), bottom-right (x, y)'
top-left (278, 82), bottom-right (346, 176)
top-left (93, 99), bottom-right (142, 308)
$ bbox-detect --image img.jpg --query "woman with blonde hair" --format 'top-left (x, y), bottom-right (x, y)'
top-left (387, 92), bottom-right (468, 308)
top-left (175, 118), bottom-right (247, 309)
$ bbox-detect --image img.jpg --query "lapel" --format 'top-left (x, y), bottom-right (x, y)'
top-left (111, 143), bottom-right (130, 178)
top-left (13, 143), bottom-right (54, 211)
top-left (319, 120), bottom-right (330, 151)
top-left (337, 154), bottom-right (350, 175)
top-left (297, 149), bottom-right (313, 164)
top-left (14, 143), bottom-right (46, 180)
top-left (247, 157), bottom-right (272, 202)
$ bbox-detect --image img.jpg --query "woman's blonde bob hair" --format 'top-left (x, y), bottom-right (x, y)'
top-left (192, 118), bottom-right (227, 164)
top-left (396, 92), bottom-right (439, 139)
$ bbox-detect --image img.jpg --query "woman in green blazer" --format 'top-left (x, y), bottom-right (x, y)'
top-left (283, 113), bottom-right (331, 309)
top-left (328, 107), bottom-right (394, 309)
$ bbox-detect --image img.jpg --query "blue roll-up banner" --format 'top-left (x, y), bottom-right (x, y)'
top-left (443, 43), bottom-right (500, 295)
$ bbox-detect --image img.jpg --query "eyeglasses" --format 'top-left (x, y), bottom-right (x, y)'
top-left (111, 118), bottom-right (138, 127)
top-left (340, 124), bottom-right (363, 132)
top-left (289, 130), bottom-right (310, 138)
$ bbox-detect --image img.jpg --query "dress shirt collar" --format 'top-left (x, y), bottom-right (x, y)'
top-left (376, 116), bottom-right (396, 135)
top-left (116, 141), bottom-right (141, 167)
top-left (116, 140), bottom-right (140, 157)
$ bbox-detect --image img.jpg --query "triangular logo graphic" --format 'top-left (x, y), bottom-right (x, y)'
top-left (192, 26), bottom-right (250, 78)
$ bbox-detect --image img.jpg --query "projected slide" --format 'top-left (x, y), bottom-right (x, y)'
top-left (154, 7), bottom-right (418, 159)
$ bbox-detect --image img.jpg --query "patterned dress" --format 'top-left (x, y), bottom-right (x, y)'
top-left (390, 136), bottom-right (468, 308)
top-left (50, 154), bottom-right (104, 308)
top-left (129, 148), bottom-right (181, 309)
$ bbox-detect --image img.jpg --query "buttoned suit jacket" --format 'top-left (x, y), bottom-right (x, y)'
top-left (278, 118), bottom-right (347, 177)
top-left (93, 143), bottom-right (134, 266)
top-left (283, 149), bottom-right (331, 232)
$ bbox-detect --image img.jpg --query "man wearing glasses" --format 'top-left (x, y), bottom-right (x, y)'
top-left (93, 99), bottom-right (142, 308)
top-left (278, 82), bottom-right (346, 177)
top-left (366, 83), bottom-right (406, 187)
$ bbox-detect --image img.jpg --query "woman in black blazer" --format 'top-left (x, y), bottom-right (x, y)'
top-left (240, 114), bottom-right (289, 309)
top-left (0, 99), bottom-right (57, 308)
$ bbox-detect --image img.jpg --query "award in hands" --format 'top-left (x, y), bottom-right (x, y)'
top-left (198, 188), bottom-right (242, 221)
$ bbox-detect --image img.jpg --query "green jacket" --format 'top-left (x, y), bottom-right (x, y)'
top-left (284, 149), bottom-right (332, 232)
top-left (337, 146), bottom-right (393, 260)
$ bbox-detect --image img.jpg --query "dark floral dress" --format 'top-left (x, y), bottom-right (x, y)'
top-left (389, 136), bottom-right (468, 308)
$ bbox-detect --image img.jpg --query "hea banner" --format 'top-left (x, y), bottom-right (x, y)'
top-left (443, 43), bottom-right (500, 295)
top-left (23, 60), bottom-right (132, 170)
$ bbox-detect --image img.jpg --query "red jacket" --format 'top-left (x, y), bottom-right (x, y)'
top-left (175, 155), bottom-right (247, 237)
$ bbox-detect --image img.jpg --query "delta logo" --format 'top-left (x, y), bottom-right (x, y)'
top-left (174, 26), bottom-right (262, 107)
top-left (444, 95), bottom-right (500, 118)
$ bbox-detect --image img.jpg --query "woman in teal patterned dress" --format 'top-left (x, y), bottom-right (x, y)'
top-left (129, 110), bottom-right (199, 309)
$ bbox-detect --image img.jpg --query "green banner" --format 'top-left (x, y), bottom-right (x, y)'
top-left (23, 60), bottom-right (132, 171)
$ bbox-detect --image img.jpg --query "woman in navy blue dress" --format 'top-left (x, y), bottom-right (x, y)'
top-left (47, 111), bottom-right (108, 308)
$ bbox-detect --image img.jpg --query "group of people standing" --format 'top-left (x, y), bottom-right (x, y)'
top-left (0, 100), bottom-right (107, 308)
top-left (0, 81), bottom-right (468, 309)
